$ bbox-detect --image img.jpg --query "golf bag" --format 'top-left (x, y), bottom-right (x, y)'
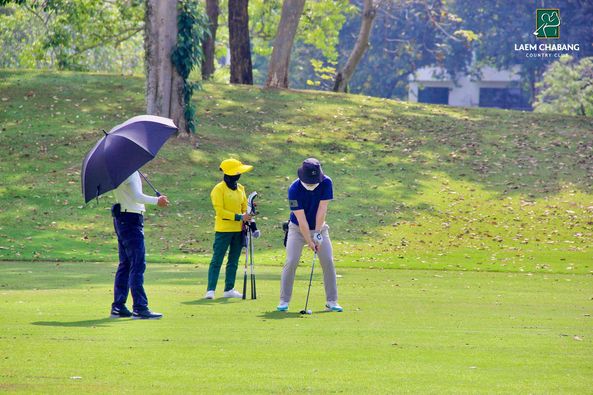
top-left (242, 191), bottom-right (259, 299)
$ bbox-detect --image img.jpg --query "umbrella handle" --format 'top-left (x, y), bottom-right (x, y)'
top-left (138, 171), bottom-right (161, 197)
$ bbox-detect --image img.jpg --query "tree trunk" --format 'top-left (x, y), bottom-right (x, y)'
top-left (228, 0), bottom-right (253, 84)
top-left (333, 0), bottom-right (377, 93)
top-left (145, 0), bottom-right (187, 134)
top-left (264, 0), bottom-right (306, 89)
top-left (202, 0), bottom-right (219, 80)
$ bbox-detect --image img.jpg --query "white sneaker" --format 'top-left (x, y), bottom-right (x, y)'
top-left (277, 301), bottom-right (289, 312)
top-left (325, 301), bottom-right (343, 312)
top-left (204, 290), bottom-right (215, 299)
top-left (223, 289), bottom-right (243, 298)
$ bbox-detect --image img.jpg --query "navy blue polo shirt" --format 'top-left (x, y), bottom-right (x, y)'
top-left (288, 176), bottom-right (333, 230)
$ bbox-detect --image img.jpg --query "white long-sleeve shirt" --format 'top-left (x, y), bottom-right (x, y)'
top-left (114, 171), bottom-right (158, 214)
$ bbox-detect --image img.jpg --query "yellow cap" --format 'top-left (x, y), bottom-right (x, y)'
top-left (219, 158), bottom-right (253, 176)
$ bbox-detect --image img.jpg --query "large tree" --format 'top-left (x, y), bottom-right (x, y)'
top-left (264, 0), bottom-right (306, 88)
top-left (145, 0), bottom-right (187, 133)
top-left (146, 0), bottom-right (209, 135)
top-left (228, 0), bottom-right (253, 84)
top-left (201, 0), bottom-right (219, 80)
top-left (333, 0), bottom-right (377, 92)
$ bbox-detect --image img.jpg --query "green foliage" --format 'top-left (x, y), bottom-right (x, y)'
top-left (215, 0), bottom-right (353, 79)
top-left (297, 0), bottom-right (355, 62)
top-left (248, 0), bottom-right (282, 57)
top-left (534, 56), bottom-right (593, 117)
top-left (171, 0), bottom-right (210, 133)
top-left (0, 5), bottom-right (45, 68)
top-left (307, 58), bottom-right (337, 89)
top-left (0, 0), bottom-right (144, 72)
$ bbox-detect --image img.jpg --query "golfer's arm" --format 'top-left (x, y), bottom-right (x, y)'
top-left (129, 178), bottom-right (158, 205)
top-left (315, 200), bottom-right (329, 232)
top-left (294, 210), bottom-right (313, 244)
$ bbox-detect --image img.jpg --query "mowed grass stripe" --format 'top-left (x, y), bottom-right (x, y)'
top-left (0, 262), bottom-right (591, 393)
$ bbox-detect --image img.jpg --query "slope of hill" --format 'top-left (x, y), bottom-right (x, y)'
top-left (1, 70), bottom-right (592, 273)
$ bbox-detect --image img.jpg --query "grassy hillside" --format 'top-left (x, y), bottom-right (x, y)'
top-left (1, 70), bottom-right (592, 273)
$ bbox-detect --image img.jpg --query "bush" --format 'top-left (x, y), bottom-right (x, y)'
top-left (534, 55), bottom-right (593, 116)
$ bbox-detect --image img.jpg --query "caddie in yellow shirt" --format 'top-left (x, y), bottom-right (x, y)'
top-left (204, 158), bottom-right (254, 299)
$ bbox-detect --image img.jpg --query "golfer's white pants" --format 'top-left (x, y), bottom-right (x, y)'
top-left (280, 222), bottom-right (338, 303)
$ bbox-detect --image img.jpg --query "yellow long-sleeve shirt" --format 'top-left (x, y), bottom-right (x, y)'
top-left (211, 181), bottom-right (247, 232)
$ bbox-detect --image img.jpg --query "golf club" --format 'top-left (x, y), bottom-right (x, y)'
top-left (249, 227), bottom-right (256, 299)
top-left (242, 226), bottom-right (249, 300)
top-left (300, 251), bottom-right (317, 315)
top-left (246, 191), bottom-right (258, 299)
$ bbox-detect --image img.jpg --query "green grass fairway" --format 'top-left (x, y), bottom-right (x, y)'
top-left (1, 261), bottom-right (591, 393)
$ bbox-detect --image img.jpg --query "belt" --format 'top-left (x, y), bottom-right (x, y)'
top-left (121, 208), bottom-right (144, 215)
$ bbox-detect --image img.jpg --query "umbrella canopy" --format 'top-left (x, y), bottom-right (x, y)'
top-left (81, 115), bottom-right (177, 203)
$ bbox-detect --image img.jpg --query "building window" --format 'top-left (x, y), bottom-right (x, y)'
top-left (418, 87), bottom-right (449, 105)
top-left (479, 88), bottom-right (530, 110)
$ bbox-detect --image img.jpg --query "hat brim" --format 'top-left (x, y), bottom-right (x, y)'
top-left (234, 164), bottom-right (253, 175)
top-left (298, 166), bottom-right (324, 184)
top-left (221, 164), bottom-right (253, 176)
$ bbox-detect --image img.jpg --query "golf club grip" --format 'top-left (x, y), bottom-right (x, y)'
top-left (242, 273), bottom-right (247, 300)
top-left (251, 273), bottom-right (256, 299)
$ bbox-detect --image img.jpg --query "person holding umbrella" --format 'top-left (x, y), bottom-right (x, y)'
top-left (277, 158), bottom-right (343, 312)
top-left (81, 115), bottom-right (177, 320)
top-left (110, 171), bottom-right (169, 319)
top-left (204, 158), bottom-right (253, 299)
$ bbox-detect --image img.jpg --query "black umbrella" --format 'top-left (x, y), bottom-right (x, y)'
top-left (81, 115), bottom-right (177, 203)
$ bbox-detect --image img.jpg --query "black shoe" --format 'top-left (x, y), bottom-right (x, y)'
top-left (132, 309), bottom-right (163, 320)
top-left (110, 305), bottom-right (133, 318)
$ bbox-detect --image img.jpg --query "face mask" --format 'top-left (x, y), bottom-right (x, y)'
top-left (301, 181), bottom-right (319, 191)
top-left (224, 174), bottom-right (241, 190)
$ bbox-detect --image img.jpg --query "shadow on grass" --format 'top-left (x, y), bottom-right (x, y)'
top-left (31, 317), bottom-right (121, 327)
top-left (258, 309), bottom-right (332, 320)
top-left (181, 298), bottom-right (233, 305)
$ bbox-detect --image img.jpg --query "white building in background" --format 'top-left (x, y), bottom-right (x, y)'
top-left (408, 65), bottom-right (530, 110)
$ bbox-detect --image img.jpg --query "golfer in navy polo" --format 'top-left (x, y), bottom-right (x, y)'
top-left (277, 158), bottom-right (343, 312)
top-left (110, 171), bottom-right (169, 319)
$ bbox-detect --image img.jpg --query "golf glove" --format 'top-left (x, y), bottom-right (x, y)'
top-left (313, 231), bottom-right (323, 247)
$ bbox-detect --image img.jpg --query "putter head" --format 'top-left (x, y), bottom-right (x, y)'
top-left (300, 309), bottom-right (312, 315)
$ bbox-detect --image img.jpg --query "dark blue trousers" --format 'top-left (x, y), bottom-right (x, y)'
top-left (112, 212), bottom-right (149, 312)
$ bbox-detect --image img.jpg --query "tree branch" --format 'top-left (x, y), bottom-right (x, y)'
top-left (421, 0), bottom-right (461, 42)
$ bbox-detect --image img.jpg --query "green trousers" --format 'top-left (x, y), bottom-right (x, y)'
top-left (207, 231), bottom-right (244, 292)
